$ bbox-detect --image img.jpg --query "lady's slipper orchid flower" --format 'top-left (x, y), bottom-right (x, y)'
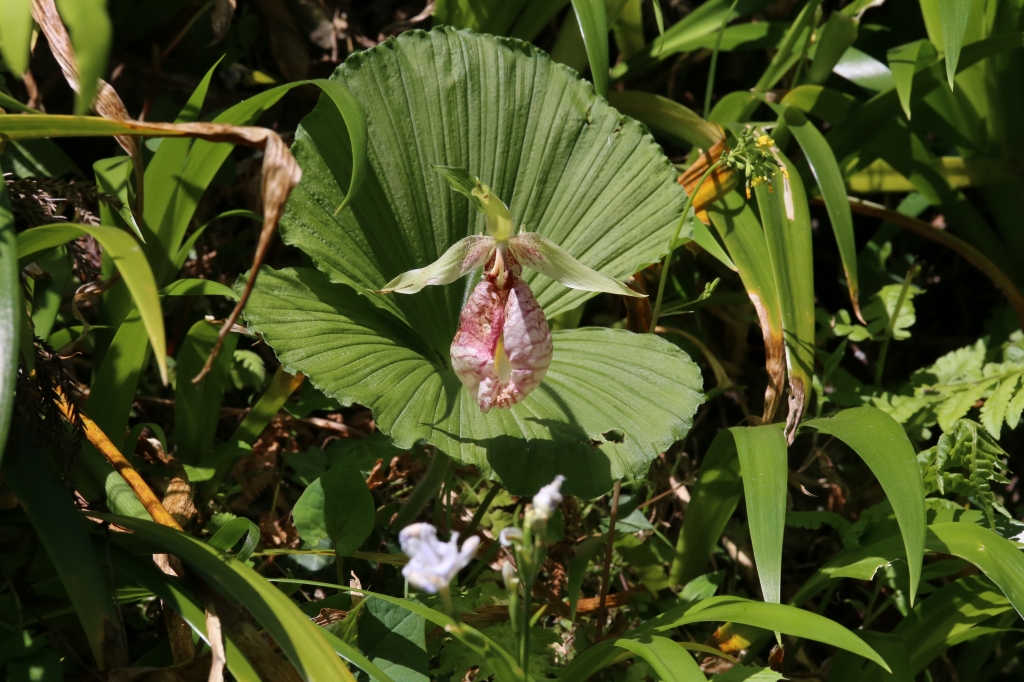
top-left (399, 523), bottom-right (480, 594)
top-left (380, 167), bottom-right (644, 412)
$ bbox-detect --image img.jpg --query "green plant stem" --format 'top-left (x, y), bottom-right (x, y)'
top-left (462, 541), bottom-right (501, 587)
top-left (650, 161), bottom-right (722, 329)
top-left (463, 484), bottom-right (503, 540)
top-left (704, 0), bottom-right (741, 119)
top-left (874, 264), bottom-right (919, 387)
top-left (391, 448), bottom-right (450, 532)
top-left (595, 480), bottom-right (622, 638)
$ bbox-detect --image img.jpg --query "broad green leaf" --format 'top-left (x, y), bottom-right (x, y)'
top-left (613, 636), bottom-right (705, 681)
top-left (208, 517), bottom-right (261, 564)
top-left (97, 514), bottom-right (356, 682)
top-left (273, 578), bottom-right (529, 681)
top-left (175, 322), bottom-right (238, 464)
top-left (17, 224), bottom-right (167, 384)
top-left (887, 40), bottom-right (938, 119)
top-left (3, 426), bottom-right (128, 670)
top-left (294, 478), bottom-right (328, 546)
top-left (570, 0), bottom-right (610, 96)
top-left (606, 90), bottom-right (724, 149)
top-left (324, 457), bottom-right (375, 555)
top-left (807, 11), bottom-right (858, 85)
top-left (249, 29), bottom-right (700, 498)
top-left (669, 428), bottom-right (743, 586)
top-left (359, 599), bottom-right (429, 682)
top-left (55, 0), bottom-right (112, 115)
top-left (832, 46), bottom-right (895, 93)
top-left (802, 407), bottom-right (926, 603)
top-left (755, 150), bottom-right (815, 438)
top-left (0, 181), bottom-right (18, 464)
top-left (612, 0), bottom-right (645, 60)
top-left (782, 85), bottom-right (860, 125)
top-left (244, 269), bottom-right (701, 498)
top-left (0, 0), bottom-right (33, 76)
top-left (712, 665), bottom-right (786, 682)
top-left (937, 0), bottom-right (976, 90)
top-left (770, 104), bottom-right (859, 322)
top-left (509, 0), bottom-right (572, 41)
top-left (733, 426), bottom-right (788, 603)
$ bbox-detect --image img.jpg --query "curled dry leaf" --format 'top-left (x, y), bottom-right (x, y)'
top-left (32, 0), bottom-right (144, 214)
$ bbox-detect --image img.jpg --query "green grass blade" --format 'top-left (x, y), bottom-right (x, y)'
top-left (0, 181), bottom-right (18, 463)
top-left (97, 514), bottom-right (357, 682)
top-left (159, 279), bottom-right (240, 299)
top-left (175, 321), bottom-right (239, 464)
top-left (94, 156), bottom-right (143, 241)
top-left (802, 407), bottom-right (926, 604)
top-left (733, 425), bottom-right (789, 603)
top-left (706, 191), bottom-right (787, 423)
top-left (887, 39), bottom-right (937, 119)
top-left (613, 636), bottom-right (705, 681)
top-left (938, 0), bottom-right (975, 90)
top-left (772, 104), bottom-right (860, 323)
top-left (320, 629), bottom-right (396, 682)
top-left (208, 517), bottom-right (262, 564)
top-left (3, 426), bottom-right (127, 670)
top-left (568, 536), bottom-right (606, 620)
top-left (669, 428), bottom-right (743, 586)
top-left (606, 90), bottom-right (724, 150)
top-left (755, 150), bottom-right (815, 439)
top-left (55, 0), bottom-right (112, 115)
top-left (109, 547), bottom-right (263, 682)
top-left (807, 10), bottom-right (858, 85)
top-left (271, 578), bottom-right (530, 681)
top-left (17, 223), bottom-right (167, 384)
top-left (0, 0), bottom-right (33, 76)
top-left (570, 0), bottom-right (610, 96)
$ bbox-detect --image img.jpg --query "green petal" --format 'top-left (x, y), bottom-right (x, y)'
top-left (379, 235), bottom-right (494, 294)
top-left (511, 233), bottom-right (644, 298)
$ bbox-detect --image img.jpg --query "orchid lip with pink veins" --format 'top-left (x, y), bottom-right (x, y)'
top-left (379, 166), bottom-right (645, 412)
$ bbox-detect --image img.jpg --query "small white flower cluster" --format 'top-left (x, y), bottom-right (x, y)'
top-left (399, 523), bottom-right (480, 594)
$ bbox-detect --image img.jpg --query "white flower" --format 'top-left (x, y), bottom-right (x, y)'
top-left (531, 475), bottom-right (565, 521)
top-left (501, 561), bottom-right (519, 588)
top-left (499, 526), bottom-right (523, 547)
top-left (398, 523), bottom-right (480, 594)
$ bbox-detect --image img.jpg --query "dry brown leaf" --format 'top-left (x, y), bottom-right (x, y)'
top-left (33, 0), bottom-right (145, 214)
top-left (678, 139), bottom-right (738, 224)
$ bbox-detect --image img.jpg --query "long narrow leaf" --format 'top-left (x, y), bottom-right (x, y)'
top-left (669, 428), bottom-right (743, 586)
top-left (613, 637), bottom-right (705, 681)
top-left (0, 181), bottom-right (17, 463)
top-left (95, 514), bottom-right (357, 682)
top-left (54, 0), bottom-right (112, 115)
top-left (0, 0), bottom-right (33, 76)
top-left (802, 407), bottom-right (926, 604)
top-left (755, 150), bottom-right (815, 440)
top-left (571, 0), bottom-right (610, 96)
top-left (938, 0), bottom-right (974, 90)
top-left (17, 223), bottom-right (168, 384)
top-left (733, 425), bottom-right (789, 603)
top-left (3, 426), bottom-right (128, 670)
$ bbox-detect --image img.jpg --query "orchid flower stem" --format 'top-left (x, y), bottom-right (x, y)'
top-left (650, 161), bottom-right (722, 330)
top-left (439, 586), bottom-right (454, 618)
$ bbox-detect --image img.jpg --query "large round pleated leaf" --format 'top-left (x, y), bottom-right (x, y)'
top-left (244, 268), bottom-right (702, 497)
top-left (247, 27), bottom-right (702, 496)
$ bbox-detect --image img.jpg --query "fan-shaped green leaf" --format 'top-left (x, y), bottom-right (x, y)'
top-left (243, 268), bottom-right (702, 498)
top-left (251, 28), bottom-right (702, 497)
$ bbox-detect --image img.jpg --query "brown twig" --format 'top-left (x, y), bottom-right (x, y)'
top-left (595, 480), bottom-right (621, 638)
top-left (54, 388), bottom-right (182, 530)
top-left (818, 196), bottom-right (1024, 330)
